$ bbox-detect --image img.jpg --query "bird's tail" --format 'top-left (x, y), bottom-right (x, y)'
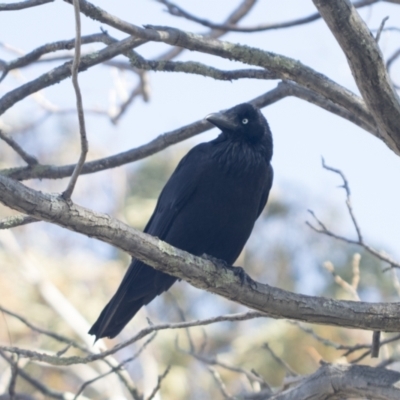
top-left (89, 259), bottom-right (176, 340)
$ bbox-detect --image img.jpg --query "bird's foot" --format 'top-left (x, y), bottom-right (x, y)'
top-left (201, 253), bottom-right (230, 270)
top-left (202, 254), bottom-right (256, 288)
top-left (230, 265), bottom-right (256, 288)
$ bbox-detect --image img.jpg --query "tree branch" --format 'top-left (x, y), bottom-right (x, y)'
top-left (63, 0), bottom-right (377, 142)
top-left (62, 0), bottom-right (88, 200)
top-left (159, 0), bottom-right (379, 33)
top-left (1, 82), bottom-right (377, 182)
top-left (0, 214), bottom-right (38, 229)
top-left (1, 33), bottom-right (111, 82)
top-left (268, 363), bottom-right (400, 400)
top-left (0, 130), bottom-right (38, 165)
top-left (0, 0), bottom-right (53, 11)
top-left (1, 174), bottom-right (400, 334)
top-left (312, 0), bottom-right (400, 154)
top-left (0, 35), bottom-right (145, 116)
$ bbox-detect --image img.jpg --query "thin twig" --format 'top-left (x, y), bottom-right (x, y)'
top-left (208, 367), bottom-right (236, 400)
top-left (156, 0), bottom-right (257, 60)
top-left (323, 261), bottom-right (360, 300)
top-left (263, 343), bottom-right (297, 377)
top-left (177, 342), bottom-right (267, 385)
top-left (0, 350), bottom-right (66, 399)
top-left (322, 158), bottom-right (363, 242)
top-left (288, 321), bottom-right (347, 351)
top-left (159, 0), bottom-right (379, 33)
top-left (146, 365), bottom-right (171, 400)
top-left (375, 16), bottom-right (389, 42)
top-left (0, 311), bottom-right (266, 366)
top-left (73, 333), bottom-right (156, 400)
top-left (0, 305), bottom-right (87, 352)
top-left (8, 355), bottom-right (18, 400)
top-left (62, 0), bottom-right (88, 199)
top-left (307, 160), bottom-right (400, 271)
top-left (0, 130), bottom-right (38, 165)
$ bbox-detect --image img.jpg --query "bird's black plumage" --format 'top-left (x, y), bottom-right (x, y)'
top-left (89, 103), bottom-right (274, 340)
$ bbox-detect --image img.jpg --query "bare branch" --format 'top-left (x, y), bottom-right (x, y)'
top-left (313, 0), bottom-right (400, 154)
top-left (73, 334), bottom-right (155, 400)
top-left (268, 363), bottom-right (400, 400)
top-left (0, 35), bottom-right (145, 117)
top-left (0, 311), bottom-right (265, 365)
top-left (323, 261), bottom-right (360, 300)
top-left (322, 159), bottom-right (362, 241)
top-left (0, 350), bottom-right (66, 400)
top-left (146, 365), bottom-right (171, 400)
top-left (2, 82), bottom-right (377, 182)
top-left (2, 176), bottom-right (400, 336)
top-left (155, 0), bottom-right (258, 61)
top-left (0, 0), bottom-right (53, 11)
top-left (62, 0), bottom-right (88, 200)
top-left (288, 321), bottom-right (346, 350)
top-left (1, 33), bottom-right (111, 82)
top-left (0, 215), bottom-right (38, 229)
top-left (208, 366), bottom-right (236, 400)
top-left (308, 161), bottom-right (400, 271)
top-left (375, 16), bottom-right (390, 42)
top-left (0, 305), bottom-right (87, 352)
top-left (0, 130), bottom-right (38, 165)
top-left (159, 0), bottom-right (379, 33)
top-left (177, 342), bottom-right (267, 385)
top-left (61, 0), bottom-right (376, 136)
top-left (263, 343), bottom-right (297, 377)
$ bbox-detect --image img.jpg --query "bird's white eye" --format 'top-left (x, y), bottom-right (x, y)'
top-left (242, 118), bottom-right (249, 125)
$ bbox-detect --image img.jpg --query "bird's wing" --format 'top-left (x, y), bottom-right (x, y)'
top-left (120, 143), bottom-right (211, 291)
top-left (143, 142), bottom-right (210, 237)
top-left (257, 164), bottom-right (274, 218)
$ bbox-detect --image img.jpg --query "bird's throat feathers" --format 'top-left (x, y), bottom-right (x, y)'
top-left (212, 132), bottom-right (273, 174)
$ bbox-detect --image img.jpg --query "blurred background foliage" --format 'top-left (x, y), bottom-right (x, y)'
top-left (1, 117), bottom-right (399, 399)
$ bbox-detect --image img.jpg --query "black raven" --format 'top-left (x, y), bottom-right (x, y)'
top-left (89, 103), bottom-right (274, 340)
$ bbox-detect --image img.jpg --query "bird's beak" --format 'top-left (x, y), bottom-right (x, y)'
top-left (205, 112), bottom-right (238, 131)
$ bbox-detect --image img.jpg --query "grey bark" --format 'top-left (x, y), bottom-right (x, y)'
top-left (1, 173), bottom-right (400, 333)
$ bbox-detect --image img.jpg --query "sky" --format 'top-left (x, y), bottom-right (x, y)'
top-left (1, 0), bottom-right (400, 266)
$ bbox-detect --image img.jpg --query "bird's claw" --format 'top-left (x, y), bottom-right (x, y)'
top-left (201, 253), bottom-right (230, 270)
top-left (231, 266), bottom-right (256, 288)
top-left (202, 254), bottom-right (255, 288)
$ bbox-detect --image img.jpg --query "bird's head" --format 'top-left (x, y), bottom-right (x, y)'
top-left (205, 103), bottom-right (271, 144)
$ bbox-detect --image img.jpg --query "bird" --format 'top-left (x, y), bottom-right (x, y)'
top-left (89, 102), bottom-right (274, 340)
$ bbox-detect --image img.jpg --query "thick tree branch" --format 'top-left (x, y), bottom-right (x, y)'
top-left (1, 174), bottom-right (400, 333)
top-left (268, 363), bottom-right (400, 400)
top-left (312, 0), bottom-right (400, 154)
top-left (0, 0), bottom-right (53, 11)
